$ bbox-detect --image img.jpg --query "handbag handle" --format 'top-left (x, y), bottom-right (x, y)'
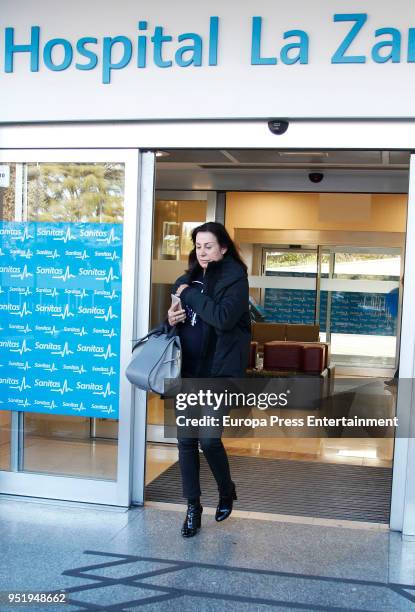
top-left (131, 321), bottom-right (178, 350)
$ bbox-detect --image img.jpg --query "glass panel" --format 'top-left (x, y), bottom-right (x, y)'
top-left (148, 199), bottom-right (207, 444)
top-left (261, 249), bottom-right (318, 324)
top-left (23, 414), bottom-right (118, 478)
top-left (0, 162), bottom-right (125, 479)
top-left (320, 248), bottom-right (401, 368)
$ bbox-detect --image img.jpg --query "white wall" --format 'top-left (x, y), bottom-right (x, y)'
top-left (2, 0), bottom-right (415, 121)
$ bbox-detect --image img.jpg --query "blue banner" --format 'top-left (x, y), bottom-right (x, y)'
top-left (0, 221), bottom-right (123, 419)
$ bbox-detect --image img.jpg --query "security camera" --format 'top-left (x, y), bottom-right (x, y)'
top-left (309, 172), bottom-right (324, 183)
top-left (268, 120), bottom-right (289, 135)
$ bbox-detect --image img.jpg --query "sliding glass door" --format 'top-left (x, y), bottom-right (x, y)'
top-left (321, 247), bottom-right (401, 370)
top-left (148, 191), bottom-right (211, 443)
top-left (254, 245), bottom-right (402, 372)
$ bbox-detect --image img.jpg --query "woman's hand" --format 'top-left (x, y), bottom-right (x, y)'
top-left (175, 284), bottom-right (189, 296)
top-left (168, 303), bottom-right (186, 326)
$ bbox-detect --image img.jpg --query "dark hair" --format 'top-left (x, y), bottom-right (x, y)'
top-left (186, 221), bottom-right (247, 276)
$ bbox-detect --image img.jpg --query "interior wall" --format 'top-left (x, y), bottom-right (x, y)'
top-left (226, 193), bottom-right (407, 238)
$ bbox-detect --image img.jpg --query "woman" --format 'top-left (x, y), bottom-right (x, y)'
top-left (168, 222), bottom-right (251, 538)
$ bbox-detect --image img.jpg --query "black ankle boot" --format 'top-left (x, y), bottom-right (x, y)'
top-left (215, 483), bottom-right (237, 522)
top-left (181, 502), bottom-right (203, 538)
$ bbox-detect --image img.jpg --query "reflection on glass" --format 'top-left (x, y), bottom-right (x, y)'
top-left (23, 414), bottom-right (118, 479)
top-left (161, 221), bottom-right (180, 257)
top-left (27, 162), bottom-right (124, 223)
top-left (181, 221), bottom-right (201, 256)
top-left (263, 249), bottom-right (318, 325)
top-left (321, 249), bottom-right (401, 368)
top-left (0, 163), bottom-right (16, 220)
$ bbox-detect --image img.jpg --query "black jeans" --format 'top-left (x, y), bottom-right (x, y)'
top-left (178, 436), bottom-right (234, 500)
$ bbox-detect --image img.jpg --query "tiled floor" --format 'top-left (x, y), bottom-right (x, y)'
top-left (0, 497), bottom-right (414, 611)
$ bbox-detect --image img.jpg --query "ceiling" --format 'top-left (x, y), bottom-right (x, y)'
top-left (156, 149), bottom-right (410, 170)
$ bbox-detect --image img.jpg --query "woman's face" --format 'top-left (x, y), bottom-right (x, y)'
top-left (195, 231), bottom-right (227, 269)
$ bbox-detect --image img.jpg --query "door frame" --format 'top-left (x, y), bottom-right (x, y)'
top-left (0, 148), bottom-right (140, 506)
top-left (1, 122), bottom-right (415, 533)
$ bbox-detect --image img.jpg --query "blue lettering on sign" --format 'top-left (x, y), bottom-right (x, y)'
top-left (251, 17), bottom-right (277, 65)
top-left (332, 14), bottom-right (368, 64)
top-left (4, 17), bottom-right (220, 83)
top-left (3, 14), bottom-right (415, 83)
top-left (251, 18), bottom-right (309, 65)
top-left (43, 38), bottom-right (73, 71)
top-left (5, 25), bottom-right (40, 72)
top-left (0, 221), bottom-right (123, 419)
top-left (372, 28), bottom-right (401, 63)
top-left (332, 13), bottom-right (412, 64)
top-left (102, 36), bottom-right (133, 84)
top-left (75, 37), bottom-right (99, 70)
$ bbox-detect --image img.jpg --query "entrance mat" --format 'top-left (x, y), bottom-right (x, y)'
top-left (146, 455), bottom-right (392, 523)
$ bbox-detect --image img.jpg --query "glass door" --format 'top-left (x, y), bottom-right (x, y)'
top-left (252, 244), bottom-right (401, 373)
top-left (320, 247), bottom-right (402, 370)
top-left (147, 192), bottom-right (211, 444)
top-left (0, 149), bottom-right (140, 506)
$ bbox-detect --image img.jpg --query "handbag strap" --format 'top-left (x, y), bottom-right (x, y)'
top-left (131, 321), bottom-right (178, 349)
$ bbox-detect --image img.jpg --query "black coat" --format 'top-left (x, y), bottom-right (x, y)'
top-left (172, 256), bottom-right (251, 378)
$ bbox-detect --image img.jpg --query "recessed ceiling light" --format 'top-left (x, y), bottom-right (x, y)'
top-left (155, 151), bottom-right (170, 158)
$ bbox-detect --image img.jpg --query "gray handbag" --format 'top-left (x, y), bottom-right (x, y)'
top-left (125, 323), bottom-right (181, 394)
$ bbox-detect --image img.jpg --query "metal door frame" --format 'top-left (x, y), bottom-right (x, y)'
top-left (0, 148), bottom-right (140, 506)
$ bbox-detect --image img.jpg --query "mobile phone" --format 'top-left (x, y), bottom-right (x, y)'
top-left (171, 293), bottom-right (182, 309)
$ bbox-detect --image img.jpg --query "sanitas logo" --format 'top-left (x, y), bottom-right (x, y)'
top-left (50, 379), bottom-right (73, 394)
top-left (36, 287), bottom-right (60, 296)
top-left (0, 376), bottom-right (19, 385)
top-left (0, 339), bottom-right (19, 348)
top-left (38, 226), bottom-right (74, 243)
top-left (79, 267), bottom-right (106, 276)
top-left (65, 288), bottom-right (87, 297)
top-left (10, 287), bottom-right (32, 296)
top-left (76, 382), bottom-right (103, 391)
top-left (34, 379), bottom-right (60, 388)
top-left (0, 303), bottom-right (20, 311)
top-left (80, 229), bottom-right (108, 238)
top-left (35, 341), bottom-right (61, 350)
top-left (37, 227), bottom-right (65, 237)
top-left (78, 306), bottom-right (105, 315)
top-left (10, 248), bottom-right (33, 258)
top-left (36, 248), bottom-right (60, 257)
top-left (95, 250), bottom-right (119, 260)
top-left (0, 227), bottom-right (21, 236)
top-left (35, 304), bottom-right (62, 313)
top-left (53, 266), bottom-right (76, 281)
top-left (0, 265), bottom-right (20, 273)
top-left (36, 265), bottom-right (63, 275)
top-left (77, 344), bottom-right (104, 353)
